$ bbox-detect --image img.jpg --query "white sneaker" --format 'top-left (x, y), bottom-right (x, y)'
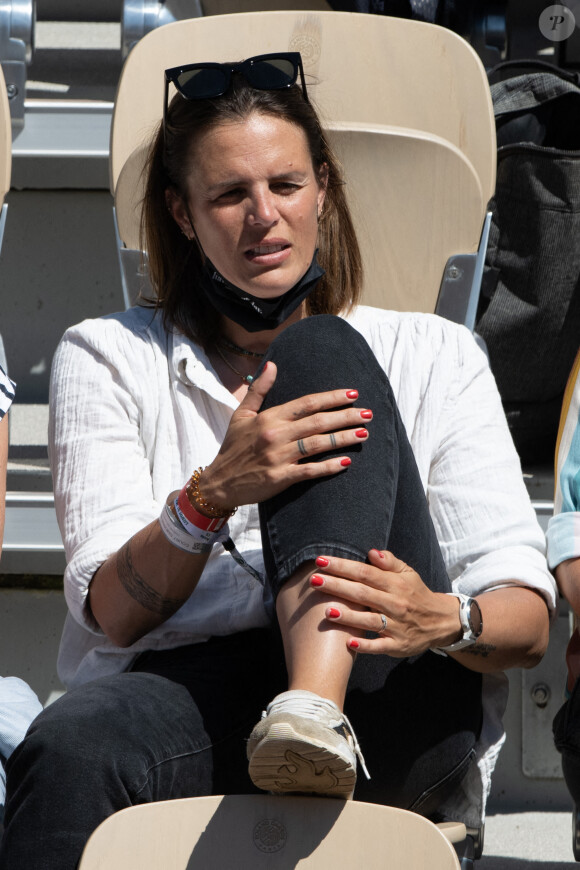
top-left (247, 690), bottom-right (369, 799)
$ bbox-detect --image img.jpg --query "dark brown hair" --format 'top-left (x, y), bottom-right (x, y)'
top-left (141, 75), bottom-right (362, 347)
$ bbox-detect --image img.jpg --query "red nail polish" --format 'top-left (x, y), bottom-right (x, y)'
top-left (315, 556), bottom-right (329, 567)
top-left (360, 410), bottom-right (373, 419)
top-left (370, 548), bottom-right (385, 559)
top-left (310, 574), bottom-right (324, 587)
top-left (355, 429), bottom-right (368, 438)
top-left (327, 607), bottom-right (341, 618)
top-left (340, 457), bottom-right (352, 467)
top-left (349, 639), bottom-right (360, 649)
top-left (346, 390), bottom-right (358, 399)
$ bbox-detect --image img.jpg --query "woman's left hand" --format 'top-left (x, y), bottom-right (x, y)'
top-left (310, 549), bottom-right (461, 656)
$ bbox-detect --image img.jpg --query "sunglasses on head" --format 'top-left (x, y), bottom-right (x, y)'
top-left (163, 52), bottom-right (308, 128)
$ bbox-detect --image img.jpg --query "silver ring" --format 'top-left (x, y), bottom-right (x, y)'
top-left (378, 613), bottom-right (388, 634)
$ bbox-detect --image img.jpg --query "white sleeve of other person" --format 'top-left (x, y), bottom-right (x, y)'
top-left (0, 370), bottom-right (44, 815)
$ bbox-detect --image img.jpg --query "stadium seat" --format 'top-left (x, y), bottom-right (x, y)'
top-left (78, 793), bottom-right (467, 869)
top-left (110, 11), bottom-right (495, 321)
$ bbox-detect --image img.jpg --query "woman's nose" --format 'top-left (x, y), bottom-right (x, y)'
top-left (247, 191), bottom-right (279, 226)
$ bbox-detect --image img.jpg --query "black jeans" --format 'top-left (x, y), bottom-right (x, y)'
top-left (0, 316), bottom-right (482, 869)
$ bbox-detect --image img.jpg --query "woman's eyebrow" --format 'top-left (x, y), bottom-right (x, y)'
top-left (205, 170), bottom-right (310, 195)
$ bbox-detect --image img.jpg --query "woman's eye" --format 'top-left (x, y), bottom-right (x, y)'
top-left (273, 182), bottom-right (299, 194)
top-left (217, 188), bottom-right (244, 202)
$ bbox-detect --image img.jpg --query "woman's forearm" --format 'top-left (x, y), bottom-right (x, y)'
top-left (88, 499), bottom-right (211, 648)
top-left (308, 552), bottom-right (551, 672)
top-left (452, 586), bottom-right (550, 673)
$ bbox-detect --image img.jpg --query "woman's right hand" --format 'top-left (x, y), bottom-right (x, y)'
top-left (199, 361), bottom-right (372, 510)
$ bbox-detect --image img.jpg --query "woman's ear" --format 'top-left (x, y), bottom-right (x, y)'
top-left (165, 188), bottom-right (193, 239)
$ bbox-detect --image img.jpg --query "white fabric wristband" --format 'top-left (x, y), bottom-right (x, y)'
top-left (158, 503), bottom-right (226, 554)
top-left (173, 497), bottom-right (228, 541)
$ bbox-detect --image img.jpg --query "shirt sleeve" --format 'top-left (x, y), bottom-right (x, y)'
top-left (427, 327), bottom-right (556, 613)
top-left (547, 349), bottom-right (580, 570)
top-left (0, 676), bottom-right (42, 760)
top-left (0, 365), bottom-right (15, 419)
top-left (49, 319), bottom-right (163, 633)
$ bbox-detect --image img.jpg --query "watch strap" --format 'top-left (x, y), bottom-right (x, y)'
top-left (432, 593), bottom-right (480, 655)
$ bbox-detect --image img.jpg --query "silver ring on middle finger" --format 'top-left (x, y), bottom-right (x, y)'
top-left (378, 613), bottom-right (388, 635)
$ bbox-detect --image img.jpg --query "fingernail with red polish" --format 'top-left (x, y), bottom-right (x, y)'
top-left (360, 409), bottom-right (373, 419)
top-left (340, 457), bottom-right (352, 467)
top-left (355, 429), bottom-right (368, 438)
top-left (349, 639), bottom-right (360, 650)
top-left (315, 556), bottom-right (329, 567)
top-left (310, 574), bottom-right (324, 587)
top-left (371, 548), bottom-right (385, 559)
top-left (346, 390), bottom-right (358, 399)
top-left (327, 607), bottom-right (341, 619)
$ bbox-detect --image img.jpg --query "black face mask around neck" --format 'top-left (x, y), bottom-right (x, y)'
top-left (196, 252), bottom-right (325, 333)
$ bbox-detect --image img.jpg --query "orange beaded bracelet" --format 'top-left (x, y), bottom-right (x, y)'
top-left (184, 467), bottom-right (237, 521)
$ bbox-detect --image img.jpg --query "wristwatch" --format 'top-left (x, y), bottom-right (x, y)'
top-left (434, 593), bottom-right (483, 654)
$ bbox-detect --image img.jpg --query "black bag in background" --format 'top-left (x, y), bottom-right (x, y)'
top-left (328, 0), bottom-right (474, 28)
top-left (476, 60), bottom-right (580, 465)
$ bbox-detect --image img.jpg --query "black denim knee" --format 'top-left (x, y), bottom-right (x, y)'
top-left (257, 315), bottom-right (449, 597)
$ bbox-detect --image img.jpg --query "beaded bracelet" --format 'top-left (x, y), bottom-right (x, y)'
top-left (185, 467), bottom-right (237, 520)
top-left (176, 488), bottom-right (230, 533)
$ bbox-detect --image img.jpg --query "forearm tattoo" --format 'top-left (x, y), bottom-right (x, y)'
top-left (116, 541), bottom-right (187, 617)
top-left (464, 642), bottom-right (497, 658)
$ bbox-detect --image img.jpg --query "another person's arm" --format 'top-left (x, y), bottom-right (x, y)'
top-left (547, 349), bottom-right (580, 626)
top-left (0, 413), bottom-right (7, 554)
top-left (547, 349), bottom-right (580, 596)
top-left (555, 560), bottom-right (580, 616)
top-left (0, 364), bottom-right (15, 556)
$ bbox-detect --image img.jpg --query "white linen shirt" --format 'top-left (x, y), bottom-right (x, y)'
top-left (49, 304), bottom-right (556, 826)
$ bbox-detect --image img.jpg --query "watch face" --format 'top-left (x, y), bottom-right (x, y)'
top-left (468, 599), bottom-right (483, 638)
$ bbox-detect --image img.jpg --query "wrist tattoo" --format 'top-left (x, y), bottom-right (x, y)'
top-left (117, 541), bottom-right (187, 617)
top-left (464, 642), bottom-right (496, 658)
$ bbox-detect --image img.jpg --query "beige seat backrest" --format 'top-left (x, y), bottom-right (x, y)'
top-left (78, 794), bottom-right (463, 869)
top-left (326, 123), bottom-right (484, 313)
top-left (115, 122), bottom-right (484, 314)
top-left (0, 65), bottom-right (11, 210)
top-left (110, 11), bottom-right (495, 205)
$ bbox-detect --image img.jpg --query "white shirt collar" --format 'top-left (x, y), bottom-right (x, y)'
top-left (170, 329), bottom-right (239, 411)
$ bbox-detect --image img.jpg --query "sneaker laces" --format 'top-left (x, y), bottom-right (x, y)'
top-left (263, 692), bottom-right (371, 780)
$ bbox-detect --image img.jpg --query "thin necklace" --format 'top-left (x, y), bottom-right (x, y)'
top-left (215, 344), bottom-right (256, 385)
top-left (217, 336), bottom-right (265, 360)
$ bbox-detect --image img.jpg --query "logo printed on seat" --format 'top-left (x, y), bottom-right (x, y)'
top-left (253, 819), bottom-right (288, 853)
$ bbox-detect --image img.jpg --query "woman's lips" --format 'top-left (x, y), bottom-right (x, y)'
top-left (244, 242), bottom-right (291, 264)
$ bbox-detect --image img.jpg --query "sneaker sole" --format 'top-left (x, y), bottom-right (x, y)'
top-left (248, 721), bottom-right (356, 799)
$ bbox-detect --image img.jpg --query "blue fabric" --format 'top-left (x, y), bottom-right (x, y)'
top-left (546, 364), bottom-right (580, 569)
top-left (0, 678), bottom-right (42, 820)
top-left (559, 409), bottom-right (580, 515)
